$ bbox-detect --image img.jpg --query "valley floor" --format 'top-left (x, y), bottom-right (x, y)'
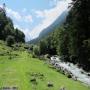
top-left (0, 46), bottom-right (90, 90)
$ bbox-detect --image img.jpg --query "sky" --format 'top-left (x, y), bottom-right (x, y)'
top-left (0, 0), bottom-right (72, 41)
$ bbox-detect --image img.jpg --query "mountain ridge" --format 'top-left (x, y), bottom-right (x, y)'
top-left (28, 10), bottom-right (68, 44)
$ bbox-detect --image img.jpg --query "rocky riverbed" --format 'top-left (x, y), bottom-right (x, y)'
top-left (50, 56), bottom-right (90, 86)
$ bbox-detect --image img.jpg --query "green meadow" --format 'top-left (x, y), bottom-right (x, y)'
top-left (0, 41), bottom-right (90, 90)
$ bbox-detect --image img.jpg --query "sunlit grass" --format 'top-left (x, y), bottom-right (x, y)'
top-left (0, 43), bottom-right (90, 90)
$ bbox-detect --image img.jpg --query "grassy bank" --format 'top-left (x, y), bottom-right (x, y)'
top-left (0, 42), bottom-right (90, 90)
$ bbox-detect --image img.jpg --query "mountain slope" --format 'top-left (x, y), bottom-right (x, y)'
top-left (28, 10), bottom-right (68, 44)
top-left (39, 10), bottom-right (68, 38)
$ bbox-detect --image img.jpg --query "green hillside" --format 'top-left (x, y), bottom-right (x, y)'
top-left (0, 41), bottom-right (90, 90)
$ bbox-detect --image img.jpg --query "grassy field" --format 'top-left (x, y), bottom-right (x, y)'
top-left (0, 42), bottom-right (90, 90)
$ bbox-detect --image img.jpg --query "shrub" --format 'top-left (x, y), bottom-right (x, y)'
top-left (32, 53), bottom-right (37, 58)
top-left (6, 35), bottom-right (15, 47)
top-left (44, 54), bottom-right (50, 59)
top-left (33, 45), bottom-right (40, 56)
top-left (67, 74), bottom-right (72, 78)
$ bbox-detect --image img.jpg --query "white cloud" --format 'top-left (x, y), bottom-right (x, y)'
top-left (34, 10), bottom-right (45, 18)
top-left (24, 15), bottom-right (33, 23)
top-left (30, 0), bottom-right (72, 39)
top-left (6, 8), bottom-right (22, 21)
top-left (6, 7), bottom-right (33, 23)
top-left (22, 28), bottom-right (31, 41)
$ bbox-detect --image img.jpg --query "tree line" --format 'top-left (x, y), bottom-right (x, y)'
top-left (0, 7), bottom-right (25, 46)
top-left (33, 0), bottom-right (90, 71)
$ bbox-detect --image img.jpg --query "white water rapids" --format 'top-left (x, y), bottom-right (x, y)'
top-left (50, 56), bottom-right (90, 86)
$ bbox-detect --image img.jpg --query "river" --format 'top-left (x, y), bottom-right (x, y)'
top-left (50, 56), bottom-right (90, 86)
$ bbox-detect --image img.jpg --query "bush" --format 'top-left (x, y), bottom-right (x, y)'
top-left (6, 35), bottom-right (15, 46)
top-left (33, 45), bottom-right (40, 56)
top-left (44, 54), bottom-right (50, 59)
top-left (67, 74), bottom-right (72, 78)
top-left (32, 53), bottom-right (37, 58)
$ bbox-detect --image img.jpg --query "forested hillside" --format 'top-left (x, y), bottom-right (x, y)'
top-left (36, 0), bottom-right (90, 71)
top-left (0, 7), bottom-right (25, 44)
